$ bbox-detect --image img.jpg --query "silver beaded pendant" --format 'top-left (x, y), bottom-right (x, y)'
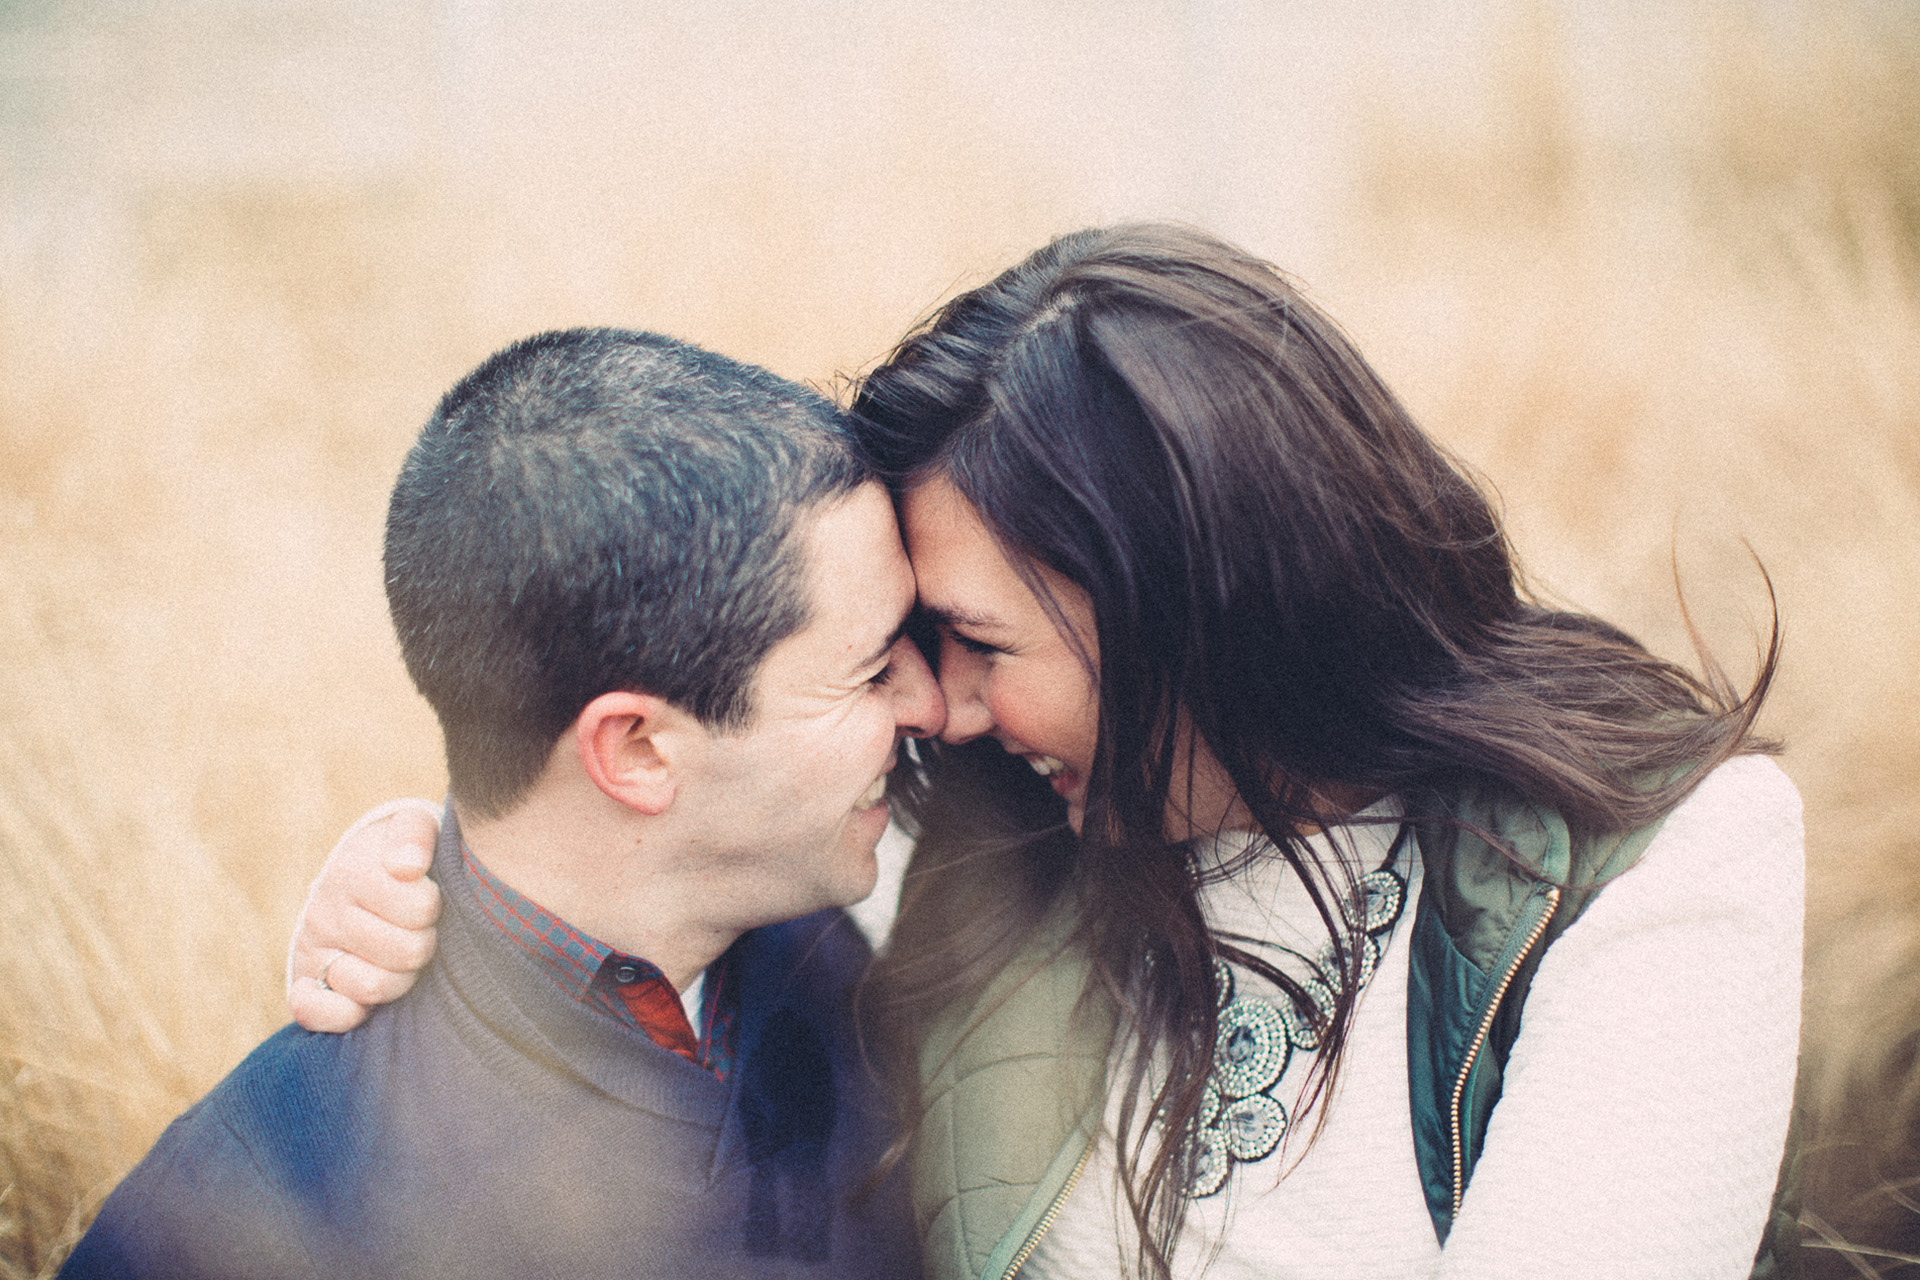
top-left (1185, 857), bottom-right (1408, 1199)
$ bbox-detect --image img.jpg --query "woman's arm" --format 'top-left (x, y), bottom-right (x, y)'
top-left (1440, 754), bottom-right (1804, 1279)
top-left (286, 799), bottom-right (445, 1032)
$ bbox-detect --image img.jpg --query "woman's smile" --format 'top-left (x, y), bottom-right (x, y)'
top-left (900, 475), bottom-right (1102, 833)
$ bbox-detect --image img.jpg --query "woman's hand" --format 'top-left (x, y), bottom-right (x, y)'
top-left (287, 799), bottom-right (444, 1032)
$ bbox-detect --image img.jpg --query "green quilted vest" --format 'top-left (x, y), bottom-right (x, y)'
top-left (910, 795), bottom-right (1675, 1280)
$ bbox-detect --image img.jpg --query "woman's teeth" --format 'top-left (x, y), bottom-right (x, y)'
top-left (1028, 755), bottom-right (1065, 778)
top-left (857, 774), bottom-right (888, 808)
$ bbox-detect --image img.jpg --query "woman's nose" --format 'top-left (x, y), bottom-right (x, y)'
top-left (937, 645), bottom-right (996, 745)
top-left (886, 636), bottom-right (946, 740)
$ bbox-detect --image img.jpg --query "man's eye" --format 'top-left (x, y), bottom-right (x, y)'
top-left (867, 661), bottom-right (895, 687)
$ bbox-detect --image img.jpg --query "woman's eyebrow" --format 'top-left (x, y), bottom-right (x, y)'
top-left (916, 602), bottom-right (1004, 631)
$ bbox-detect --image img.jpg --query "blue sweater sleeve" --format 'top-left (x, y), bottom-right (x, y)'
top-left (59, 1026), bottom-right (367, 1280)
top-left (59, 1099), bottom-right (320, 1280)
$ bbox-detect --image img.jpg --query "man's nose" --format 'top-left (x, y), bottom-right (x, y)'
top-left (887, 636), bottom-right (947, 740)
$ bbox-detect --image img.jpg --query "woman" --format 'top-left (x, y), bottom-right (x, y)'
top-left (293, 224), bottom-right (1802, 1279)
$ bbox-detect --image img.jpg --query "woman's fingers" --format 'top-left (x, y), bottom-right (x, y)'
top-left (310, 900), bottom-right (439, 978)
top-left (288, 975), bottom-right (374, 1033)
top-left (288, 938), bottom-right (431, 1032)
top-left (315, 948), bottom-right (426, 1007)
top-left (288, 922), bottom-right (437, 1031)
top-left (363, 840), bottom-right (442, 933)
top-left (287, 799), bottom-right (444, 1024)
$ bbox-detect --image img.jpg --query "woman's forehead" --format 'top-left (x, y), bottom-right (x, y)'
top-left (899, 477), bottom-right (1013, 615)
top-left (901, 476), bottom-right (1096, 649)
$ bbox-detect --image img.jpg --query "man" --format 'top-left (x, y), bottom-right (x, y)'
top-left (62, 329), bottom-right (941, 1279)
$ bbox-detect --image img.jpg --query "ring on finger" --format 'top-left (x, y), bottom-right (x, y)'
top-left (318, 954), bottom-right (341, 993)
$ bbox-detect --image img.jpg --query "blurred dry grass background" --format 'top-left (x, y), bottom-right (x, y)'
top-left (1, 0), bottom-right (1915, 1275)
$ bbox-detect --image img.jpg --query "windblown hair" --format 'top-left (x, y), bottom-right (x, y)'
top-left (386, 327), bottom-right (865, 818)
top-left (852, 223), bottom-right (1776, 1276)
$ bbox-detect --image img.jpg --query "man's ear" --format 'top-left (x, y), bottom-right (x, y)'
top-left (574, 691), bottom-right (700, 816)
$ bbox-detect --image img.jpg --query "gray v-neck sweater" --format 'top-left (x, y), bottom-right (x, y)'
top-left (61, 813), bottom-right (920, 1280)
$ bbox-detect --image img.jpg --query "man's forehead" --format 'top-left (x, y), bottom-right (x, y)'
top-left (792, 485), bottom-right (914, 666)
top-left (830, 575), bottom-right (914, 668)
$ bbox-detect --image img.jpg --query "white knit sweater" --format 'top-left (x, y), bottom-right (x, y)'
top-left (1020, 755), bottom-right (1804, 1280)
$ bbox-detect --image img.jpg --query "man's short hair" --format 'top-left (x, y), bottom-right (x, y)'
top-left (385, 328), bottom-right (867, 818)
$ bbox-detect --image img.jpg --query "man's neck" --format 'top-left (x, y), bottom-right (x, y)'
top-left (454, 784), bottom-right (741, 993)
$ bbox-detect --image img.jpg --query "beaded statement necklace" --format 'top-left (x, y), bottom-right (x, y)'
top-left (1185, 826), bottom-right (1411, 1198)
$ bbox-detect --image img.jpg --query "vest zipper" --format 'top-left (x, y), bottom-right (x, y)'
top-left (1000, 1138), bottom-right (1096, 1279)
top-left (1447, 884), bottom-right (1559, 1219)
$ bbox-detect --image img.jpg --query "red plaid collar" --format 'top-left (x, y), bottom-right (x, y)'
top-left (461, 841), bottom-right (736, 1077)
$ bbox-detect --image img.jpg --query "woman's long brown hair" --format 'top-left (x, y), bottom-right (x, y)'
top-left (852, 222), bottom-right (1777, 1277)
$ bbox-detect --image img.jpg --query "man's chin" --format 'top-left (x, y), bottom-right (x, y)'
top-left (738, 811), bottom-right (889, 929)
top-left (835, 869), bottom-right (882, 911)
top-left (847, 794), bottom-right (892, 850)
top-left (830, 839), bottom-right (884, 908)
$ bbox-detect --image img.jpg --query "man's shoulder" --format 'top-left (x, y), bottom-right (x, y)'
top-left (58, 1024), bottom-right (382, 1280)
top-left (736, 907), bottom-right (872, 1001)
top-left (209, 1021), bottom-right (384, 1160)
top-left (128, 1022), bottom-right (377, 1180)
top-left (728, 907), bottom-right (874, 1113)
top-left (743, 906), bottom-right (872, 967)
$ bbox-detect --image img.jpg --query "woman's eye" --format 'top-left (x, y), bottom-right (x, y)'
top-left (950, 632), bottom-right (1003, 657)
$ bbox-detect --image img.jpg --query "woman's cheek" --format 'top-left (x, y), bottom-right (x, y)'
top-left (995, 669), bottom-right (1073, 759)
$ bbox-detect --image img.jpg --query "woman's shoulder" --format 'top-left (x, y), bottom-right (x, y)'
top-left (1575, 752), bottom-right (1805, 939)
top-left (1679, 750), bottom-right (1801, 811)
top-left (917, 894), bottom-right (1113, 1080)
top-left (1649, 753), bottom-right (1804, 875)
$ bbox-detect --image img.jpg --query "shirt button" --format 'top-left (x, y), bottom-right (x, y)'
top-left (612, 963), bottom-right (641, 985)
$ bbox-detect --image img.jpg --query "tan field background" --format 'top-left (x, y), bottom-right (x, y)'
top-left (1, 0), bottom-right (1915, 1274)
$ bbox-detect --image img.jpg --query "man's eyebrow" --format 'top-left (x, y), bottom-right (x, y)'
top-left (852, 619), bottom-right (911, 673)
